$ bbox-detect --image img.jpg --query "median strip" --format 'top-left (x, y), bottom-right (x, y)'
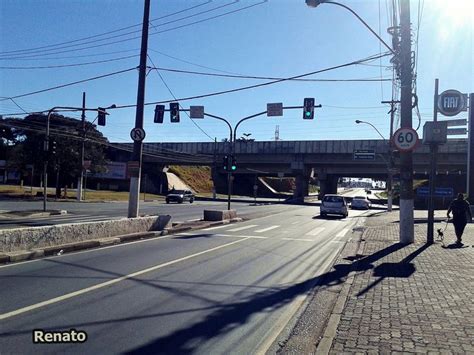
top-left (0, 237), bottom-right (250, 321)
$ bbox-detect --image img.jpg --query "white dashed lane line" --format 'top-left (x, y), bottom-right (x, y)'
top-left (336, 228), bottom-right (349, 238)
top-left (226, 225), bottom-right (259, 232)
top-left (254, 225), bottom-right (280, 233)
top-left (306, 227), bottom-right (325, 236)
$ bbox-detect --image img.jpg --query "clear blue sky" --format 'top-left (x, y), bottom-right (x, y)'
top-left (1, 0), bottom-right (472, 144)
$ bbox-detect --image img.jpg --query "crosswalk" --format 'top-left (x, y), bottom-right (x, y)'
top-left (184, 222), bottom-right (352, 242)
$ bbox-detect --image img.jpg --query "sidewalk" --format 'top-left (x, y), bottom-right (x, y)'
top-left (321, 211), bottom-right (474, 354)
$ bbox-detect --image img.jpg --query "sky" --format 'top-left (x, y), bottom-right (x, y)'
top-left (0, 0), bottom-right (472, 145)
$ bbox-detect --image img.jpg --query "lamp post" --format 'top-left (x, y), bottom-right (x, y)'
top-left (308, 0), bottom-right (414, 243)
top-left (355, 120), bottom-right (393, 211)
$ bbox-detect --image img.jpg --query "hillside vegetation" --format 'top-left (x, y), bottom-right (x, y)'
top-left (168, 165), bottom-right (213, 193)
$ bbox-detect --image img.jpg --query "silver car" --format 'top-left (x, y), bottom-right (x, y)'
top-left (320, 194), bottom-right (348, 218)
top-left (351, 196), bottom-right (371, 210)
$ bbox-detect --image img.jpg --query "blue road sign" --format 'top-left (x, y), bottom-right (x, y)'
top-left (416, 187), bottom-right (454, 197)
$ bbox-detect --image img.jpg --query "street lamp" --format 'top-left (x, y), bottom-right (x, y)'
top-left (355, 120), bottom-right (394, 211)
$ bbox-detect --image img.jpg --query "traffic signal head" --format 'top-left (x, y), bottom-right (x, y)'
top-left (223, 155), bottom-right (229, 170)
top-left (98, 107), bottom-right (106, 126)
top-left (303, 98), bottom-right (315, 119)
top-left (170, 102), bottom-right (180, 123)
top-left (231, 156), bottom-right (236, 171)
top-left (51, 140), bottom-right (57, 155)
top-left (154, 105), bottom-right (165, 123)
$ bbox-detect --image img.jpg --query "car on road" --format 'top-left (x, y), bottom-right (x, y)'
top-left (166, 189), bottom-right (195, 204)
top-left (350, 196), bottom-right (372, 210)
top-left (320, 194), bottom-right (348, 218)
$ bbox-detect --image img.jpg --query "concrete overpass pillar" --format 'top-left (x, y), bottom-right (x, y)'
top-left (293, 174), bottom-right (309, 202)
top-left (319, 175), bottom-right (338, 198)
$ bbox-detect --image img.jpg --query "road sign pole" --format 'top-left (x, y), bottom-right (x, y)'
top-left (427, 79), bottom-right (439, 243)
top-left (128, 0), bottom-right (150, 218)
top-left (468, 93), bottom-right (474, 204)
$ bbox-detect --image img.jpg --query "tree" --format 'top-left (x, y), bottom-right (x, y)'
top-left (2, 114), bottom-right (109, 196)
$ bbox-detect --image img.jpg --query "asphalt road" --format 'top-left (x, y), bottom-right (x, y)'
top-left (0, 198), bottom-right (293, 229)
top-left (0, 204), bottom-right (371, 354)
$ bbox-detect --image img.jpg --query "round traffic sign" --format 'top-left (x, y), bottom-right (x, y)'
top-left (392, 127), bottom-right (419, 152)
top-left (130, 127), bottom-right (146, 142)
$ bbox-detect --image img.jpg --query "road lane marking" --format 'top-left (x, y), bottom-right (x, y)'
top-left (215, 234), bottom-right (268, 239)
top-left (0, 238), bottom-right (250, 321)
top-left (226, 225), bottom-right (259, 232)
top-left (202, 224), bottom-right (232, 231)
top-left (336, 228), bottom-right (349, 238)
top-left (306, 227), bottom-right (325, 236)
top-left (281, 237), bottom-right (313, 242)
top-left (254, 225), bottom-right (280, 233)
top-left (291, 221), bottom-right (299, 225)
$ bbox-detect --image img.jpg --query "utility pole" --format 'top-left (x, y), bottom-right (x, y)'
top-left (468, 93), bottom-right (474, 204)
top-left (382, 99), bottom-right (400, 212)
top-left (128, 0), bottom-right (151, 218)
top-left (77, 92), bottom-right (86, 201)
top-left (398, 0), bottom-right (414, 244)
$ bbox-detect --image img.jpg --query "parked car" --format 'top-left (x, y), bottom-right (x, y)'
top-left (351, 196), bottom-right (372, 210)
top-left (320, 194), bottom-right (348, 218)
top-left (166, 189), bottom-right (195, 204)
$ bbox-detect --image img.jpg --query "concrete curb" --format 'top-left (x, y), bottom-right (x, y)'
top-left (0, 217), bottom-right (244, 265)
top-left (315, 230), bottom-right (367, 354)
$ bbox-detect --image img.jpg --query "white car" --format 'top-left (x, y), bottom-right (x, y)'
top-left (350, 196), bottom-right (371, 210)
top-left (320, 194), bottom-right (348, 218)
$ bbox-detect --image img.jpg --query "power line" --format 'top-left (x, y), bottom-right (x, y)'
top-left (0, 1), bottom-right (213, 56)
top-left (0, 55), bottom-right (139, 69)
top-left (149, 66), bottom-right (393, 82)
top-left (1, 52), bottom-right (392, 116)
top-left (147, 55), bottom-right (214, 141)
top-left (0, 67), bottom-right (136, 101)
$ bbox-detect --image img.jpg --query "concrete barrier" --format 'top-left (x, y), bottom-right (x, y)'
top-left (0, 215), bottom-right (171, 253)
top-left (203, 209), bottom-right (237, 221)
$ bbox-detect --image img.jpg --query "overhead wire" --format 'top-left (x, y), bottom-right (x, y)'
top-left (147, 54), bottom-right (214, 141)
top-left (0, 55), bottom-right (139, 69)
top-left (1, 52), bottom-right (393, 117)
top-left (0, 1), bottom-right (213, 56)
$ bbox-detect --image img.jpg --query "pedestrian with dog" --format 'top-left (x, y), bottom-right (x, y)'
top-left (447, 193), bottom-right (472, 244)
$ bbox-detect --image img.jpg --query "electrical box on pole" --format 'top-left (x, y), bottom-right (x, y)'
top-left (170, 102), bottom-right (180, 123)
top-left (154, 105), bottom-right (165, 123)
top-left (422, 121), bottom-right (448, 145)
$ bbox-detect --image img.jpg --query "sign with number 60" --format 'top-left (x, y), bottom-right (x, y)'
top-left (392, 127), bottom-right (419, 152)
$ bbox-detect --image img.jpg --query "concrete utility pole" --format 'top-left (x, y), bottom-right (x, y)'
top-left (128, 0), bottom-right (151, 218)
top-left (77, 92), bottom-right (86, 201)
top-left (398, 0), bottom-right (414, 244)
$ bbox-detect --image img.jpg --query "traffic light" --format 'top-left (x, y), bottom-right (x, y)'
top-left (51, 140), bottom-right (57, 155)
top-left (303, 98), bottom-right (315, 119)
top-left (231, 156), bottom-right (236, 171)
top-left (154, 105), bottom-right (165, 123)
top-left (98, 107), bottom-right (106, 126)
top-left (170, 102), bottom-right (180, 123)
top-left (223, 155), bottom-right (229, 170)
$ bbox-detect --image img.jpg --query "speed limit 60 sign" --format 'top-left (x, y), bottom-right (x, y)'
top-left (393, 127), bottom-right (419, 152)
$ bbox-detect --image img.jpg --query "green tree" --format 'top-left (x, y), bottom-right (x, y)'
top-left (2, 114), bottom-right (109, 196)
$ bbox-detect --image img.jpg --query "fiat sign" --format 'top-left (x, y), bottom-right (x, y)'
top-left (437, 89), bottom-right (467, 117)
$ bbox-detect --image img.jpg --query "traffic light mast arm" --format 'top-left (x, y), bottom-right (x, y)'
top-left (203, 113), bottom-right (233, 143)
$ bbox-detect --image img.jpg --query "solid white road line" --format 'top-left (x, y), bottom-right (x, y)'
top-left (254, 225), bottom-right (280, 233)
top-left (306, 227), bottom-right (325, 236)
top-left (226, 225), bottom-right (259, 232)
top-left (336, 228), bottom-right (349, 238)
top-left (0, 238), bottom-right (250, 321)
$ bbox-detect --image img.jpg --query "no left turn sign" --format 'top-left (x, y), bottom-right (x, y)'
top-left (392, 127), bottom-right (419, 152)
top-left (130, 127), bottom-right (146, 142)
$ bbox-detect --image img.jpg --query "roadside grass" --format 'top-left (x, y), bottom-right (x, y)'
top-left (0, 184), bottom-right (165, 202)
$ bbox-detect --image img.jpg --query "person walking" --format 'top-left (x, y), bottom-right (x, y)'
top-left (447, 193), bottom-right (472, 244)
